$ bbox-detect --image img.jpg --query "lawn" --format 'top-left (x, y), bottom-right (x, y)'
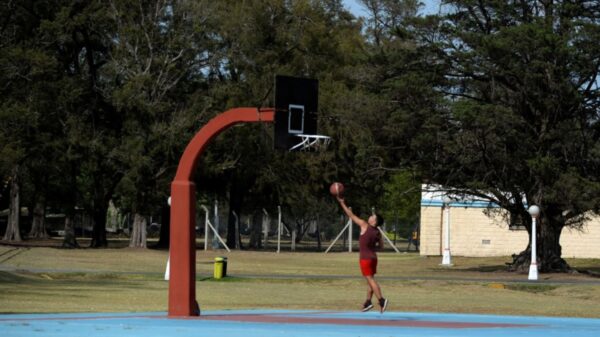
top-left (1, 243), bottom-right (600, 317)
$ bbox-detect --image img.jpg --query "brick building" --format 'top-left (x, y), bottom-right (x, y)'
top-left (419, 185), bottom-right (600, 258)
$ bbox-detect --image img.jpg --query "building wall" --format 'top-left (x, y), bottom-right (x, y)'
top-left (419, 206), bottom-right (443, 256)
top-left (420, 205), bottom-right (600, 258)
top-left (560, 217), bottom-right (600, 258)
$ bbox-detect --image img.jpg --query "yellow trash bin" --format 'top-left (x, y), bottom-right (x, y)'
top-left (214, 257), bottom-right (227, 279)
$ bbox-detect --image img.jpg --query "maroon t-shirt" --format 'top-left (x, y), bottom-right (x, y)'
top-left (359, 225), bottom-right (380, 260)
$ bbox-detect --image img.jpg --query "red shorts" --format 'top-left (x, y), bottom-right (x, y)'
top-left (359, 258), bottom-right (378, 276)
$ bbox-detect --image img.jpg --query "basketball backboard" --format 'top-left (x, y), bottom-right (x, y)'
top-left (274, 75), bottom-right (319, 150)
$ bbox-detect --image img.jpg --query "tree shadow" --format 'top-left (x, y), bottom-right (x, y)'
top-left (452, 265), bottom-right (509, 273)
top-left (576, 268), bottom-right (600, 278)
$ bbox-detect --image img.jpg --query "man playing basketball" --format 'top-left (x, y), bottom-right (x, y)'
top-left (336, 196), bottom-right (389, 313)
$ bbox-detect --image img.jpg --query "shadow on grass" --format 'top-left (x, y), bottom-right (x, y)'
top-left (444, 265), bottom-right (509, 273)
top-left (0, 271), bottom-right (33, 283)
top-left (576, 268), bottom-right (600, 278)
top-left (0, 270), bottom-right (165, 288)
top-left (504, 284), bottom-right (557, 293)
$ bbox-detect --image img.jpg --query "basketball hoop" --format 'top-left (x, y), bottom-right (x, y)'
top-left (273, 75), bottom-right (331, 152)
top-left (289, 134), bottom-right (331, 151)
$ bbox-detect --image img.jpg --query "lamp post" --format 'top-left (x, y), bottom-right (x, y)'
top-left (528, 205), bottom-right (540, 280)
top-left (441, 196), bottom-right (452, 266)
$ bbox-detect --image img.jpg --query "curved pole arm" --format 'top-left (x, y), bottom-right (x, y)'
top-left (174, 107), bottom-right (275, 182)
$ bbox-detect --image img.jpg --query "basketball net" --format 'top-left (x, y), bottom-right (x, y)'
top-left (289, 134), bottom-right (331, 151)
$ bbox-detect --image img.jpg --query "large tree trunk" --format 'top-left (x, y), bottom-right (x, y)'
top-left (89, 167), bottom-right (121, 248)
top-left (248, 211), bottom-right (262, 249)
top-left (129, 213), bottom-right (147, 248)
top-left (508, 215), bottom-right (570, 273)
top-left (538, 217), bottom-right (569, 272)
top-left (155, 203), bottom-right (170, 249)
top-left (90, 200), bottom-right (109, 248)
top-left (3, 165), bottom-right (22, 241)
top-left (29, 195), bottom-right (48, 239)
top-left (62, 162), bottom-right (79, 248)
top-left (62, 215), bottom-right (79, 248)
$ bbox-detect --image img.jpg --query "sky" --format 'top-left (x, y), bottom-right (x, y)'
top-left (343, 0), bottom-right (442, 17)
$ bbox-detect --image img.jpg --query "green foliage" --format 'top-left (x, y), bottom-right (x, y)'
top-left (379, 170), bottom-right (420, 237)
top-left (430, 0), bottom-right (600, 220)
top-left (0, 0), bottom-right (373, 241)
top-left (106, 0), bottom-right (212, 215)
top-left (2, 0), bottom-right (597, 266)
top-left (405, 0), bottom-right (600, 270)
top-left (191, 0), bottom-right (366, 228)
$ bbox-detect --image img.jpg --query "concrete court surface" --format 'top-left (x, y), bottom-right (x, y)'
top-left (2, 309), bottom-right (600, 337)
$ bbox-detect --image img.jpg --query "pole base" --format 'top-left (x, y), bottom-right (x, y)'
top-left (528, 263), bottom-right (538, 280)
top-left (441, 250), bottom-right (452, 266)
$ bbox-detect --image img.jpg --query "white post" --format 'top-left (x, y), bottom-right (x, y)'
top-left (165, 197), bottom-right (171, 280)
top-left (164, 257), bottom-right (170, 281)
top-left (201, 205), bottom-right (231, 252)
top-left (263, 209), bottom-right (269, 249)
top-left (377, 227), bottom-right (400, 253)
top-left (441, 196), bottom-right (452, 266)
top-left (325, 217), bottom-right (352, 253)
top-left (204, 206), bottom-right (209, 251)
top-left (277, 206), bottom-right (281, 253)
top-left (212, 200), bottom-right (219, 249)
top-left (528, 205), bottom-right (540, 281)
top-left (291, 229), bottom-right (296, 251)
top-left (348, 214), bottom-right (352, 253)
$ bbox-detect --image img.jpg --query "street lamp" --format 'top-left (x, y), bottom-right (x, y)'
top-left (441, 196), bottom-right (453, 266)
top-left (528, 205), bottom-right (540, 281)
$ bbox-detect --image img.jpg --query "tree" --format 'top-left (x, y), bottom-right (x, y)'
top-left (403, 0), bottom-right (600, 272)
top-left (106, 0), bottom-right (216, 248)
top-left (0, 0), bottom-right (68, 242)
top-left (194, 0), bottom-right (365, 249)
top-left (2, 166), bottom-right (21, 241)
top-left (340, 0), bottom-right (430, 229)
top-left (379, 170), bottom-right (421, 237)
top-left (36, 0), bottom-right (122, 248)
top-left (28, 170), bottom-right (49, 239)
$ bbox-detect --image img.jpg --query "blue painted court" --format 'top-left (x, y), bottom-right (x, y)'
top-left (2, 310), bottom-right (600, 337)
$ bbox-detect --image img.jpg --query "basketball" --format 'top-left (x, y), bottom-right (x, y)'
top-left (329, 182), bottom-right (344, 197)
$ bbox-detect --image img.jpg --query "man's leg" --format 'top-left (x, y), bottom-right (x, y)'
top-left (366, 276), bottom-right (388, 313)
top-left (362, 278), bottom-right (375, 311)
top-left (365, 276), bottom-right (382, 300)
top-left (366, 278), bottom-right (374, 301)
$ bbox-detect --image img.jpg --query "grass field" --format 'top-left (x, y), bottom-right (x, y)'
top-left (1, 243), bottom-right (600, 317)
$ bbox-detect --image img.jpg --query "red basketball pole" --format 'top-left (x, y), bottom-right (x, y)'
top-left (168, 107), bottom-right (274, 317)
